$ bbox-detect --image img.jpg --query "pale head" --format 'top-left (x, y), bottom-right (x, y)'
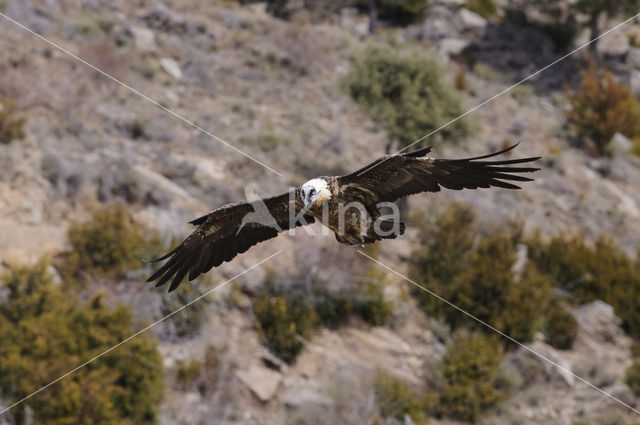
top-left (300, 178), bottom-right (331, 207)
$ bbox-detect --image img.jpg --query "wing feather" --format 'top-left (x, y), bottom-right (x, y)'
top-left (147, 190), bottom-right (314, 291)
top-left (338, 143), bottom-right (540, 204)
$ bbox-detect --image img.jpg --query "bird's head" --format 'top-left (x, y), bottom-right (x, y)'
top-left (300, 178), bottom-right (331, 208)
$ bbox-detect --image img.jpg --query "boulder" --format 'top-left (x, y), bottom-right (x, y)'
top-left (129, 26), bottom-right (157, 51)
top-left (606, 133), bottom-right (633, 157)
top-left (573, 300), bottom-right (624, 342)
top-left (160, 58), bottom-right (183, 80)
top-left (510, 243), bottom-right (528, 281)
top-left (237, 365), bottom-right (282, 402)
top-left (2, 248), bottom-right (30, 268)
top-left (282, 387), bottom-right (333, 408)
top-left (456, 8), bottom-right (487, 37)
top-left (509, 341), bottom-right (575, 387)
top-left (598, 29), bottom-right (630, 57)
top-left (627, 47), bottom-right (640, 70)
top-left (438, 38), bottom-right (470, 57)
top-left (630, 70), bottom-right (640, 97)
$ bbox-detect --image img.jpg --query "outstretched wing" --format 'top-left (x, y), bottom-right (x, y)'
top-left (337, 143), bottom-right (540, 205)
top-left (146, 190), bottom-right (314, 292)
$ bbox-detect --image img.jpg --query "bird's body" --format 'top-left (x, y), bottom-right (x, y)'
top-left (147, 144), bottom-right (540, 291)
top-left (300, 176), bottom-right (403, 245)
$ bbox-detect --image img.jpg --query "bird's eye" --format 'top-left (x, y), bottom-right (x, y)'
top-left (309, 188), bottom-right (316, 196)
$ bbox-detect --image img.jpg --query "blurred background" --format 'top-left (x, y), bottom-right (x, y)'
top-left (1, 0), bottom-right (640, 424)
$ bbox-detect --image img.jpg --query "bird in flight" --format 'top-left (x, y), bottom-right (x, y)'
top-left (147, 144), bottom-right (539, 291)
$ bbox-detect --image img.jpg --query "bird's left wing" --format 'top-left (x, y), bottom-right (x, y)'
top-left (146, 190), bottom-right (314, 291)
top-left (337, 143), bottom-right (540, 205)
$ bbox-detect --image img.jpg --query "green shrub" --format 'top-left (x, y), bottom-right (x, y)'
top-left (176, 359), bottom-right (202, 387)
top-left (544, 301), bottom-right (579, 350)
top-left (505, 1), bottom-right (579, 50)
top-left (0, 262), bottom-right (163, 425)
top-left (633, 137), bottom-right (640, 157)
top-left (510, 84), bottom-right (534, 104)
top-left (253, 294), bottom-right (316, 362)
top-left (566, 61), bottom-right (640, 155)
top-left (175, 345), bottom-right (221, 394)
top-left (411, 203), bottom-right (475, 296)
top-left (625, 357), bottom-right (640, 397)
top-left (312, 271), bottom-right (392, 328)
top-left (66, 203), bottom-right (152, 277)
top-left (374, 369), bottom-right (428, 425)
top-left (437, 332), bottom-right (506, 421)
top-left (266, 0), bottom-right (292, 19)
top-left (313, 289), bottom-right (354, 328)
top-left (75, 13), bottom-right (115, 35)
top-left (411, 203), bottom-right (550, 345)
top-left (528, 233), bottom-right (640, 338)
top-left (464, 0), bottom-right (498, 18)
top-left (355, 279), bottom-right (393, 326)
top-left (346, 47), bottom-right (469, 147)
top-left (353, 0), bottom-right (428, 25)
top-left (241, 130), bottom-right (288, 152)
top-left (473, 62), bottom-right (502, 82)
top-left (0, 95), bottom-right (26, 144)
top-left (160, 278), bottom-right (212, 339)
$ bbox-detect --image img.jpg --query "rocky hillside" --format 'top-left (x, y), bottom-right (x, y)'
top-left (1, 0), bottom-right (640, 424)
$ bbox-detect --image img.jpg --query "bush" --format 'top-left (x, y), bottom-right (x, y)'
top-left (566, 61), bottom-right (640, 155)
top-left (175, 345), bottom-right (221, 394)
top-left (464, 0), bottom-right (498, 18)
top-left (625, 357), bottom-right (640, 397)
top-left (0, 262), bottom-right (163, 425)
top-left (355, 280), bottom-right (393, 326)
top-left (241, 130), bottom-right (288, 152)
top-left (436, 332), bottom-right (506, 421)
top-left (346, 47), bottom-right (469, 147)
top-left (353, 0), bottom-right (428, 25)
top-left (544, 301), bottom-right (579, 350)
top-left (0, 95), bottom-right (26, 144)
top-left (312, 271), bottom-right (392, 328)
top-left (253, 294), bottom-right (317, 362)
top-left (74, 13), bottom-right (115, 35)
top-left (176, 359), bottom-right (202, 387)
top-left (411, 203), bottom-right (550, 345)
top-left (159, 278), bottom-right (212, 339)
top-left (66, 203), bottom-right (152, 277)
top-left (633, 137), bottom-right (640, 156)
top-left (528, 233), bottom-right (640, 339)
top-left (313, 289), bottom-right (355, 328)
top-left (505, 0), bottom-right (578, 50)
top-left (374, 369), bottom-right (428, 425)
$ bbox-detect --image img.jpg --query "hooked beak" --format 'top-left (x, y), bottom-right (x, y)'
top-left (302, 190), bottom-right (317, 207)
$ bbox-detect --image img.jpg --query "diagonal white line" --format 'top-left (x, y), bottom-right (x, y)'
top-left (0, 251), bottom-right (282, 417)
top-left (0, 12), bottom-right (283, 177)
top-left (357, 10), bottom-right (640, 177)
top-left (356, 249), bottom-right (640, 416)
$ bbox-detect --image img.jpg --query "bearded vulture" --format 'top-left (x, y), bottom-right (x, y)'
top-left (147, 144), bottom-right (539, 291)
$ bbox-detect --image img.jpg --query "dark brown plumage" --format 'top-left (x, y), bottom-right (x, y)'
top-left (147, 143), bottom-right (539, 291)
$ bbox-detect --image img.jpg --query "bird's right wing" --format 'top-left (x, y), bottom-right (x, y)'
top-left (146, 190), bottom-right (314, 291)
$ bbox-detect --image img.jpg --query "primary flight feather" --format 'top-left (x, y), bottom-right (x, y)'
top-left (147, 144), bottom-right (540, 291)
